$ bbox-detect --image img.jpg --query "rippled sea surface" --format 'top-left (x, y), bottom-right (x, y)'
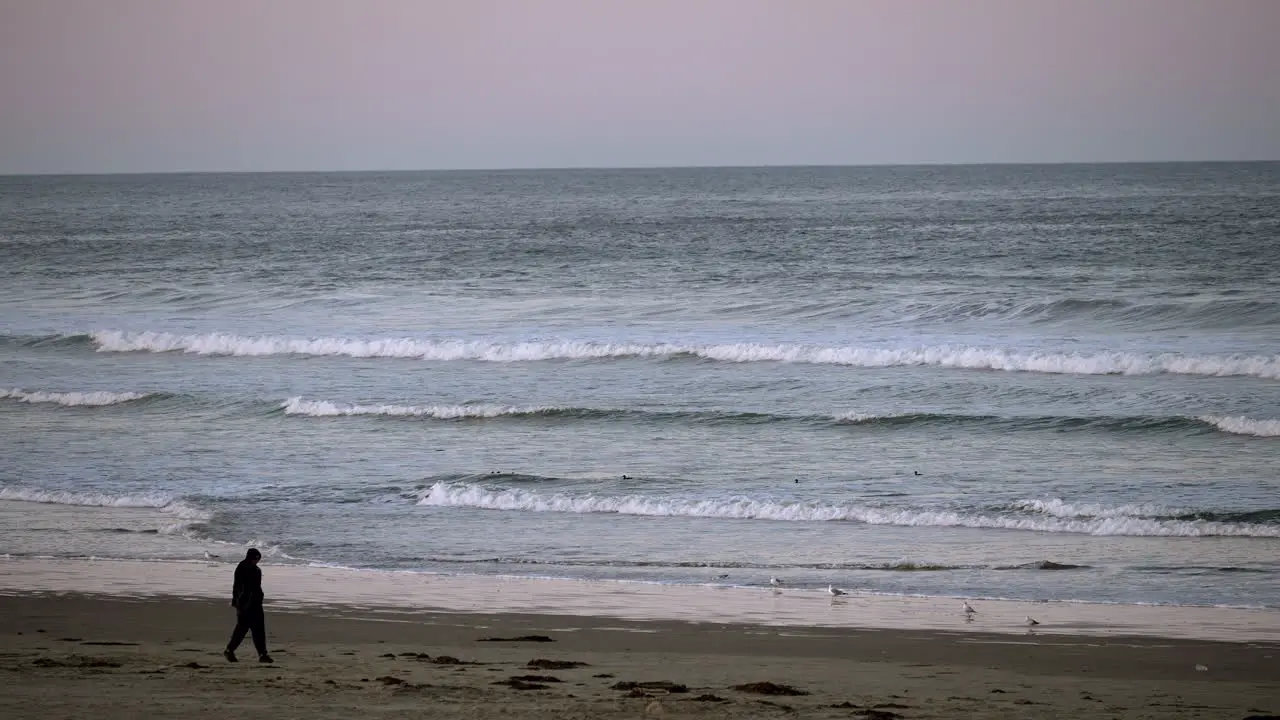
top-left (2, 164), bottom-right (1277, 607)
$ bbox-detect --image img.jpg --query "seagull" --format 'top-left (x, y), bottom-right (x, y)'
top-left (914, 470), bottom-right (922, 476)
top-left (962, 601), bottom-right (977, 615)
top-left (828, 584), bottom-right (847, 597)
top-left (716, 573), bottom-right (729, 580)
top-left (203, 551), bottom-right (220, 560)
top-left (769, 576), bottom-right (782, 587)
top-left (1025, 616), bottom-right (1040, 626)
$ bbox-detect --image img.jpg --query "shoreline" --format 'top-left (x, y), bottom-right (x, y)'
top-left (0, 592), bottom-right (1276, 719)
top-left (2, 556), bottom-right (1277, 644)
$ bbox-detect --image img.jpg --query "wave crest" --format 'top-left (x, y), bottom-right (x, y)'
top-left (0, 487), bottom-right (211, 523)
top-left (418, 484), bottom-right (1280, 538)
top-left (88, 330), bottom-right (1280, 379)
top-left (1199, 415), bottom-right (1280, 438)
top-left (1, 388), bottom-right (153, 407)
top-left (281, 397), bottom-right (568, 419)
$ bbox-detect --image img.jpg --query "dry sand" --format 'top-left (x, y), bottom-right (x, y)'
top-left (0, 592), bottom-right (1276, 720)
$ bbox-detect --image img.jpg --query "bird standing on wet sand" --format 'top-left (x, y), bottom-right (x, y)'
top-left (1026, 616), bottom-right (1040, 626)
top-left (769, 576), bottom-right (782, 587)
top-left (828, 584), bottom-right (847, 597)
top-left (962, 601), bottom-right (977, 615)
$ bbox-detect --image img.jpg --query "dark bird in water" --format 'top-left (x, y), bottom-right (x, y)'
top-left (913, 470), bottom-right (922, 476)
top-left (794, 478), bottom-right (799, 483)
top-left (621, 475), bottom-right (631, 480)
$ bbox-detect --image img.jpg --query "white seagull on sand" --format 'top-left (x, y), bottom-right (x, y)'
top-left (769, 576), bottom-right (782, 587)
top-left (962, 601), bottom-right (977, 615)
top-left (1025, 616), bottom-right (1041, 626)
top-left (828, 584), bottom-right (847, 597)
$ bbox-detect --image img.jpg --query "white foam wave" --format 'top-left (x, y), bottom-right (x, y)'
top-left (1, 388), bottom-right (151, 407)
top-left (1011, 498), bottom-right (1182, 519)
top-left (281, 397), bottom-right (561, 419)
top-left (0, 487), bottom-right (211, 523)
top-left (418, 484), bottom-right (1280, 538)
top-left (1200, 415), bottom-right (1280, 438)
top-left (89, 330), bottom-right (1280, 379)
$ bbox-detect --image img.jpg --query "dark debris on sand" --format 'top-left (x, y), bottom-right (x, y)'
top-left (527, 658), bottom-right (588, 669)
top-left (32, 657), bottom-right (122, 669)
top-left (689, 694), bottom-right (729, 702)
top-left (731, 681), bottom-right (808, 696)
top-left (612, 680), bottom-right (689, 694)
top-left (478, 635), bottom-right (554, 643)
top-left (493, 678), bottom-right (550, 690)
top-left (430, 655), bottom-right (479, 665)
top-left (509, 674), bottom-right (562, 683)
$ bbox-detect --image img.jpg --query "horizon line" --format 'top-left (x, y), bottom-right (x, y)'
top-left (3, 158), bottom-right (1279, 179)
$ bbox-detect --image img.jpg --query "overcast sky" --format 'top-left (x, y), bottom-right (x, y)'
top-left (1, 0), bottom-right (1277, 173)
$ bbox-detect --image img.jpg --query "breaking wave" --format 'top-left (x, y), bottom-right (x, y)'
top-left (1199, 415), bottom-right (1280, 438)
top-left (280, 397), bottom-right (1276, 439)
top-left (85, 330), bottom-right (1280, 379)
top-left (418, 484), bottom-right (1280, 538)
top-left (1, 388), bottom-right (155, 407)
top-left (281, 397), bottom-right (573, 419)
top-left (0, 486), bottom-right (211, 523)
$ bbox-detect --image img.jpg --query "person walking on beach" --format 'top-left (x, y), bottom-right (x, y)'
top-left (224, 548), bottom-right (273, 663)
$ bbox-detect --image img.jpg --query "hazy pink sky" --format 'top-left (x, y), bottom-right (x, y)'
top-left (1, 0), bottom-right (1277, 173)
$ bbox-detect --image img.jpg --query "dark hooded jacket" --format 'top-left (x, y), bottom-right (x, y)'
top-left (231, 559), bottom-right (264, 611)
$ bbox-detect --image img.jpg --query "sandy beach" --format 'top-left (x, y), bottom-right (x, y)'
top-left (1, 564), bottom-right (1276, 719)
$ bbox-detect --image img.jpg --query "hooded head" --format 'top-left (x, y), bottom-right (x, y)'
top-left (245, 548), bottom-right (262, 564)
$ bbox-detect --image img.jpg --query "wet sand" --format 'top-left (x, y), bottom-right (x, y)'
top-left (0, 592), bottom-right (1276, 720)
top-left (4, 557), bottom-right (1279, 643)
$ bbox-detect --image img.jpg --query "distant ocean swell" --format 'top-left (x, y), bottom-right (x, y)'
top-left (417, 483), bottom-right (1280, 538)
top-left (71, 330), bottom-right (1280, 379)
top-left (892, 297), bottom-right (1280, 328)
top-left (5, 390), bottom-right (1278, 438)
top-left (283, 398), bottom-right (1280, 437)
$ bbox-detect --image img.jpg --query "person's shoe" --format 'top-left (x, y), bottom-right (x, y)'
top-left (258, 654), bottom-right (274, 664)
top-left (223, 649), bottom-right (238, 663)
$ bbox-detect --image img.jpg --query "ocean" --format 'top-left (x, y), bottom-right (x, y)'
top-left (2, 164), bottom-right (1277, 610)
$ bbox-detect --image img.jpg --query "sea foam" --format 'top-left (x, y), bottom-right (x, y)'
top-left (0, 487), bottom-right (211, 523)
top-left (1199, 415), bottom-right (1280, 438)
top-left (89, 330), bottom-right (1280, 379)
top-left (1, 388), bottom-right (152, 407)
top-left (282, 397), bottom-right (564, 419)
top-left (417, 483), bottom-right (1280, 538)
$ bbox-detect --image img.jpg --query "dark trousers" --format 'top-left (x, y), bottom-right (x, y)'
top-left (227, 605), bottom-right (267, 656)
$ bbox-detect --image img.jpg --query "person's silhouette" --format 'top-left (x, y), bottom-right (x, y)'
top-left (224, 548), bottom-right (272, 663)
